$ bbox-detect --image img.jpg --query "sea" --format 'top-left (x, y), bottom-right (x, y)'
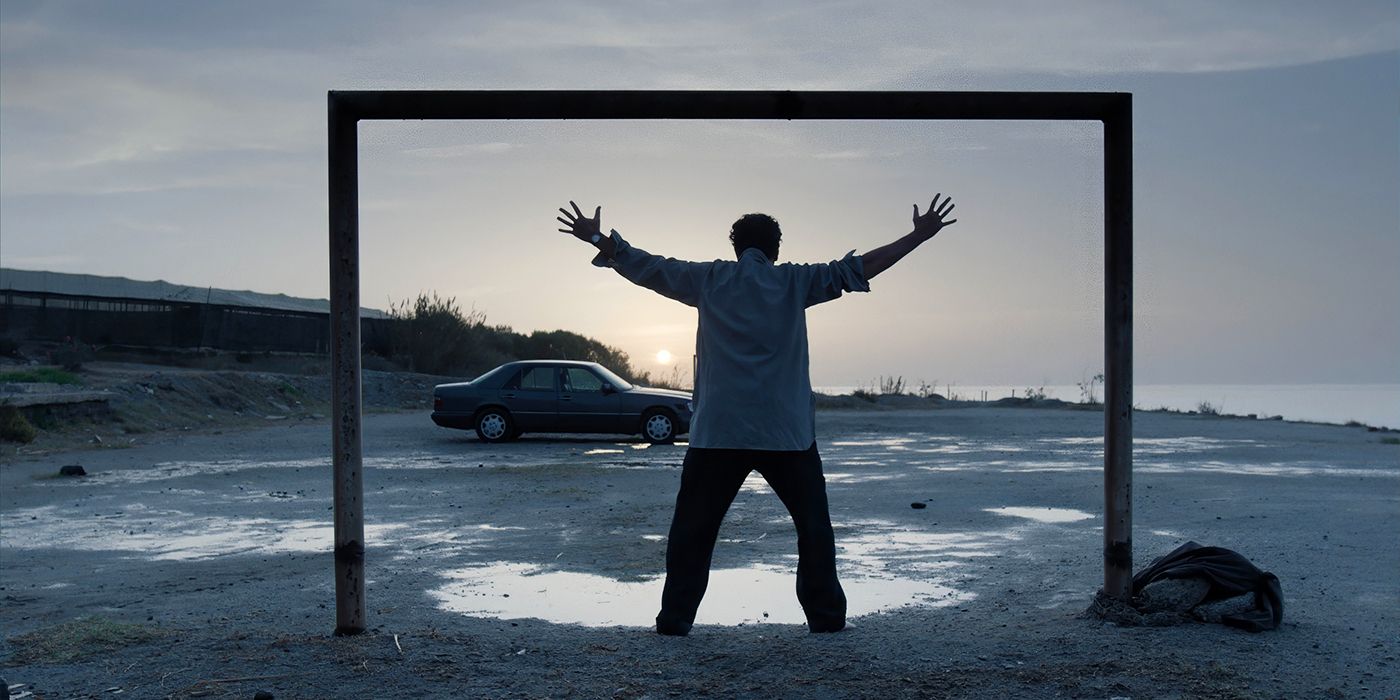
top-left (810, 383), bottom-right (1400, 431)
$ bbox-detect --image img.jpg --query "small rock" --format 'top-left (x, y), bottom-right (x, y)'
top-left (1194, 593), bottom-right (1255, 623)
top-left (59, 465), bottom-right (87, 477)
top-left (910, 502), bottom-right (927, 510)
top-left (254, 692), bottom-right (275, 700)
top-left (1137, 577), bottom-right (1210, 613)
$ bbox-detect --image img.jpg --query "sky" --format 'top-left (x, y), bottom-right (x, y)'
top-left (1, 1), bottom-right (1396, 387)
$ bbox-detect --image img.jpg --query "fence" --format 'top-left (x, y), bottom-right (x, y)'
top-left (0, 290), bottom-right (393, 355)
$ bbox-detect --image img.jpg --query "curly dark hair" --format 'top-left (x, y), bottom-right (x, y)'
top-left (729, 213), bottom-right (782, 261)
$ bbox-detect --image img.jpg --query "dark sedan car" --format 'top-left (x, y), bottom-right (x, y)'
top-left (431, 360), bottom-right (693, 443)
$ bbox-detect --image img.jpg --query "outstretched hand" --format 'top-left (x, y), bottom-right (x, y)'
top-left (912, 194), bottom-right (957, 239)
top-left (557, 201), bottom-right (602, 243)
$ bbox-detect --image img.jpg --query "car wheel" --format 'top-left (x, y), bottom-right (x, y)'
top-left (475, 408), bottom-right (515, 443)
top-left (641, 408), bottom-right (677, 444)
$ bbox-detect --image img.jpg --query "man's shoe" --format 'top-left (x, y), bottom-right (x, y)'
top-left (809, 620), bottom-right (849, 633)
top-left (655, 617), bottom-right (692, 636)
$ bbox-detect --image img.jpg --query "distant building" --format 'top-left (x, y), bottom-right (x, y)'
top-left (0, 268), bottom-right (389, 354)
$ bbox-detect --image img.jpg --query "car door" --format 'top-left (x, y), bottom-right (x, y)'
top-left (499, 366), bottom-right (558, 430)
top-left (558, 366), bottom-right (622, 434)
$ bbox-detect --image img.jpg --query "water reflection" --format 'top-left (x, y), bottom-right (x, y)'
top-left (430, 561), bottom-right (970, 627)
top-left (985, 507), bottom-right (1094, 523)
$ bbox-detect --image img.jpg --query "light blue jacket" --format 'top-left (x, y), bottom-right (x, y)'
top-left (594, 230), bottom-right (869, 450)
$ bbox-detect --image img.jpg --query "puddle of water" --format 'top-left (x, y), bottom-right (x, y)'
top-left (0, 506), bottom-right (406, 560)
top-left (838, 524), bottom-right (1014, 571)
top-left (430, 561), bottom-right (970, 627)
top-left (1136, 461), bottom-right (1399, 478)
top-left (985, 507), bottom-right (1095, 524)
top-left (430, 517), bottom-right (1004, 627)
top-left (824, 472), bottom-right (902, 484)
top-left (740, 474), bottom-right (772, 493)
top-left (829, 436), bottom-right (918, 448)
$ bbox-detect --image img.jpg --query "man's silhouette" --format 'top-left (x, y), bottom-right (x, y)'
top-left (558, 196), bottom-right (958, 635)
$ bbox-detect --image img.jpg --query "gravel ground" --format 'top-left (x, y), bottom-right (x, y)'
top-left (1, 408), bottom-right (1396, 699)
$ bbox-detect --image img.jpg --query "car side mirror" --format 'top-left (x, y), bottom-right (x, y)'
top-left (601, 384), bottom-right (616, 394)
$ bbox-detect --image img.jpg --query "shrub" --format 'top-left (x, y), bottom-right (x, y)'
top-left (1196, 401), bottom-right (1221, 416)
top-left (633, 364), bottom-right (689, 390)
top-left (379, 292), bottom-right (648, 380)
top-left (0, 404), bottom-right (38, 443)
top-left (1077, 372), bottom-right (1104, 404)
top-left (51, 343), bottom-right (94, 370)
top-left (878, 375), bottom-right (906, 396)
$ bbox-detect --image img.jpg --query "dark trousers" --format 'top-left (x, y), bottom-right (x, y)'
top-left (657, 443), bottom-right (846, 633)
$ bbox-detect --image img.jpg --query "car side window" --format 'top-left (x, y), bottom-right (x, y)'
top-left (519, 367), bottom-right (557, 391)
top-left (564, 368), bottom-right (605, 393)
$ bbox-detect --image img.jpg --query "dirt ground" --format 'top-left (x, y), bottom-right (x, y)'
top-left (1, 406), bottom-right (1397, 699)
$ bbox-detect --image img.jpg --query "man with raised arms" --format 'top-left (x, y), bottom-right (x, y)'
top-left (557, 196), bottom-right (958, 635)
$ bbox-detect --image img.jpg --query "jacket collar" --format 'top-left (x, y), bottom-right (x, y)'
top-left (739, 247), bottom-right (773, 265)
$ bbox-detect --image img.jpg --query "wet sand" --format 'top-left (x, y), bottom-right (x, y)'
top-left (2, 408), bottom-right (1396, 698)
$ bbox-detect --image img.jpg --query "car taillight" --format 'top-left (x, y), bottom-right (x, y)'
top-left (434, 396), bottom-right (443, 410)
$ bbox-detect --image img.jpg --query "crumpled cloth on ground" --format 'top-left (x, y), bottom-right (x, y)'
top-left (1130, 541), bottom-right (1284, 632)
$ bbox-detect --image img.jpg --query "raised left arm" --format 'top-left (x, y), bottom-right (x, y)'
top-left (861, 194), bottom-right (958, 279)
top-left (556, 201), bottom-right (709, 307)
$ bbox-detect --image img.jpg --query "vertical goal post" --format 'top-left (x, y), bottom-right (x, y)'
top-left (327, 90), bottom-right (1133, 636)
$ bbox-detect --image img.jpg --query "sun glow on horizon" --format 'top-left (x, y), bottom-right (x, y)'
top-left (655, 349), bottom-right (674, 365)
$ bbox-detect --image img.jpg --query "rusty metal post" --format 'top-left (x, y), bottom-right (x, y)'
top-left (328, 94), bottom-right (366, 635)
top-left (1102, 95), bottom-right (1134, 599)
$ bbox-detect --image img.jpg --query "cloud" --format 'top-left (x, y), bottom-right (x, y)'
top-left (402, 142), bottom-right (519, 158)
top-left (813, 149), bottom-right (873, 160)
top-left (1, 255), bottom-right (86, 269)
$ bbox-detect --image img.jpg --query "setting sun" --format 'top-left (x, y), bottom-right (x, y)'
top-left (655, 349), bottom-right (674, 365)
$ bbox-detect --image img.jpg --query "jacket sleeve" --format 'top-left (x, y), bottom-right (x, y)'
top-left (592, 230), bottom-right (710, 307)
top-left (797, 251), bottom-right (871, 308)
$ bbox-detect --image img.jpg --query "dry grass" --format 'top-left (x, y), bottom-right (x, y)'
top-left (0, 367), bottom-right (82, 385)
top-left (8, 616), bottom-right (167, 664)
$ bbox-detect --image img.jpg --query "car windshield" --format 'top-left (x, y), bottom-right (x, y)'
top-left (591, 364), bottom-right (633, 391)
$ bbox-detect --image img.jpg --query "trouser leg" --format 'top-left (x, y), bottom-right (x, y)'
top-left (656, 447), bottom-right (750, 634)
top-left (756, 443), bottom-right (846, 632)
